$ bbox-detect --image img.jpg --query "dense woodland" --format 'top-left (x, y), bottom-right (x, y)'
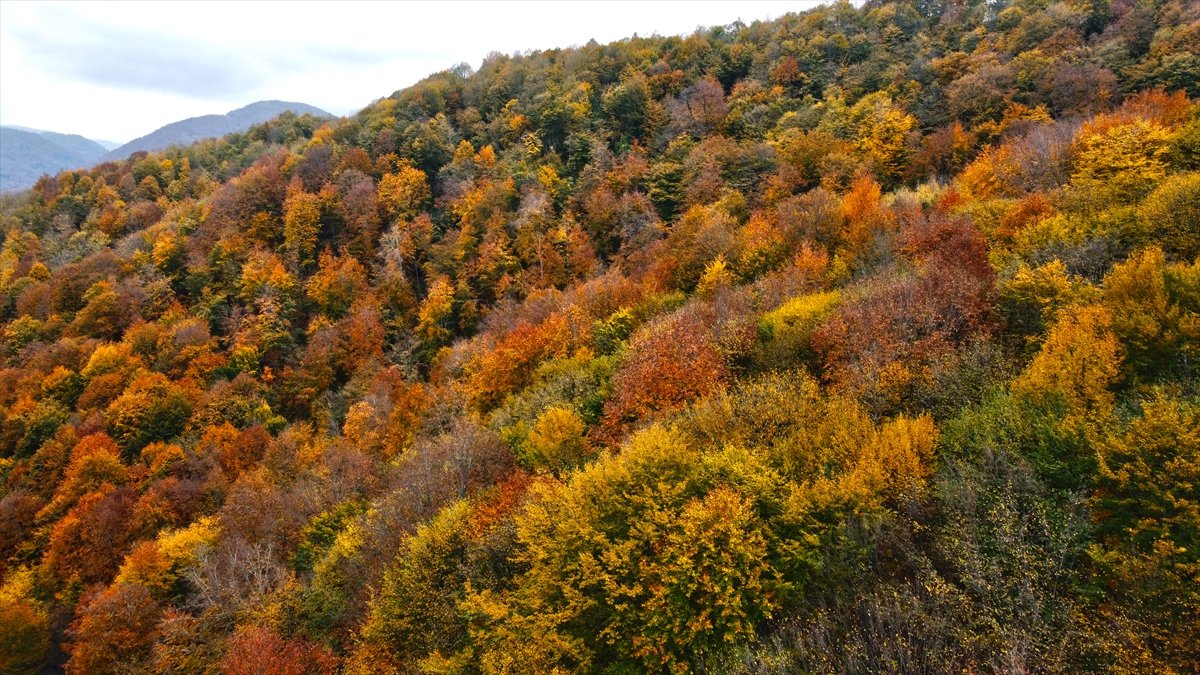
top-left (1, 0), bottom-right (1198, 672)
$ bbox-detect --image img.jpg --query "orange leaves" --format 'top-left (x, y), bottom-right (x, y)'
top-left (838, 174), bottom-right (889, 263)
top-left (342, 369), bottom-right (428, 459)
top-left (46, 483), bottom-right (137, 584)
top-left (305, 250), bottom-right (368, 319)
top-left (283, 182), bottom-right (323, 268)
top-left (65, 583), bottom-right (161, 675)
top-left (377, 164), bottom-right (431, 222)
top-left (813, 214), bottom-right (994, 415)
top-left (1013, 304), bottom-right (1123, 423)
top-left (221, 625), bottom-right (337, 675)
top-left (463, 309), bottom-right (589, 412)
top-left (601, 305), bottom-right (729, 436)
top-left (105, 372), bottom-right (193, 455)
top-left (958, 144), bottom-right (1023, 200)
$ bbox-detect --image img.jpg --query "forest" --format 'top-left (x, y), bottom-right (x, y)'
top-left (0, 0), bottom-right (1198, 672)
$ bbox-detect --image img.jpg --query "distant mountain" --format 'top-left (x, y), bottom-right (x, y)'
top-left (0, 126), bottom-right (109, 193)
top-left (103, 100), bottom-right (332, 161)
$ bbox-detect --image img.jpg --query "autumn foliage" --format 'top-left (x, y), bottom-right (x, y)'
top-left (1, 2), bottom-right (1198, 673)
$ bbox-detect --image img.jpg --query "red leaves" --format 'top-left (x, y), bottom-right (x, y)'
top-left (813, 211), bottom-right (995, 412)
top-left (601, 304), bottom-right (730, 438)
top-left (221, 625), bottom-right (337, 675)
top-left (47, 484), bottom-right (137, 584)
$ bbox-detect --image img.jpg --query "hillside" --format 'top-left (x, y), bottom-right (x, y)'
top-left (102, 100), bottom-right (332, 161)
top-left (1, 1), bottom-right (1198, 673)
top-left (0, 127), bottom-right (109, 192)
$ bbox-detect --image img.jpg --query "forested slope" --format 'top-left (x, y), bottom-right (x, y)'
top-left (1, 0), bottom-right (1198, 672)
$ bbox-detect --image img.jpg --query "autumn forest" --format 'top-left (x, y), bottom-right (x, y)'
top-left (1, 0), bottom-right (1198, 672)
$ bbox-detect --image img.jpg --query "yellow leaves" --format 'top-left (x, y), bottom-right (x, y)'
top-left (0, 567), bottom-right (49, 675)
top-left (785, 412), bottom-right (937, 519)
top-left (858, 415), bottom-right (939, 498)
top-left (855, 103), bottom-right (916, 184)
top-left (342, 401), bottom-right (382, 454)
top-left (1013, 304), bottom-right (1123, 424)
top-left (1103, 247), bottom-right (1200, 377)
top-left (1071, 118), bottom-right (1172, 203)
top-left (958, 144), bottom-right (1022, 200)
top-left (114, 517), bottom-right (220, 597)
top-left (526, 406), bottom-right (590, 472)
top-left (632, 486), bottom-right (773, 671)
top-left (283, 183), bottom-right (323, 267)
top-left (696, 256), bottom-right (735, 298)
top-left (239, 250), bottom-right (295, 302)
top-left (999, 259), bottom-right (1100, 344)
top-left (536, 164), bottom-right (568, 203)
top-left (567, 82), bottom-right (593, 122)
top-left (378, 164), bottom-right (431, 222)
top-left (1137, 171), bottom-right (1200, 259)
top-left (761, 290), bottom-right (842, 341)
top-left (150, 229), bottom-right (184, 272)
top-left (81, 342), bottom-right (140, 381)
top-left (309, 124), bottom-right (334, 146)
top-left (417, 276), bottom-right (456, 347)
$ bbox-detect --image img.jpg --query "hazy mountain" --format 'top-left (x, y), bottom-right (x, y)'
top-left (103, 100), bottom-right (332, 161)
top-left (0, 126), bottom-right (109, 192)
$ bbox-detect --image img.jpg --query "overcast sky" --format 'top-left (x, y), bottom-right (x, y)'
top-left (0, 1), bottom-right (820, 143)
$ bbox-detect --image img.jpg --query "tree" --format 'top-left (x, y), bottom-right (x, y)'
top-left (283, 182), bottom-right (323, 268)
top-left (602, 305), bottom-right (729, 435)
top-left (1103, 248), bottom-right (1200, 379)
top-left (1091, 393), bottom-right (1200, 669)
top-left (355, 501), bottom-right (474, 670)
top-left (46, 484), bottom-right (137, 584)
top-left (851, 93), bottom-right (917, 186)
top-left (1071, 118), bottom-right (1171, 206)
top-left (221, 625), bottom-right (337, 675)
top-left (66, 583), bottom-right (162, 674)
top-left (1137, 172), bottom-right (1200, 259)
top-left (377, 164), bottom-right (431, 223)
top-left (305, 251), bottom-right (368, 319)
top-left (1013, 304), bottom-right (1123, 425)
top-left (525, 405), bottom-right (590, 472)
top-left (463, 425), bottom-right (777, 671)
top-left (603, 74), bottom-right (653, 142)
top-left (0, 570), bottom-right (49, 674)
top-left (106, 372), bottom-right (192, 456)
top-left (416, 275), bottom-right (456, 352)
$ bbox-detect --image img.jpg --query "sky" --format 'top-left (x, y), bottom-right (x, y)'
top-left (0, 1), bottom-right (822, 144)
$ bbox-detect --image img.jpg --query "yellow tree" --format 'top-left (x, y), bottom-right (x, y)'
top-left (283, 182), bottom-right (322, 268)
top-left (378, 164), bottom-right (431, 223)
top-left (1013, 304), bottom-right (1124, 425)
top-left (851, 93), bottom-right (917, 187)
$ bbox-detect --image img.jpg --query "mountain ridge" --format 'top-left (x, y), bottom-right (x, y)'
top-left (0, 126), bottom-right (109, 193)
top-left (101, 100), bottom-right (333, 161)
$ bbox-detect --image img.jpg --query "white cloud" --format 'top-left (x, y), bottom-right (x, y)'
top-left (0, 1), bottom-right (820, 142)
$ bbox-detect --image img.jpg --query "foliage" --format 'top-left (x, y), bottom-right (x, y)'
top-left (0, 2), bottom-right (1197, 672)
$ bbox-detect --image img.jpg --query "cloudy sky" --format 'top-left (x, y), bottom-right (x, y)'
top-left (0, 1), bottom-right (819, 143)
